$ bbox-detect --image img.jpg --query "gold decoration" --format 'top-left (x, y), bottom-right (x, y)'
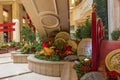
top-left (55, 32), bottom-right (70, 41)
top-left (105, 49), bottom-right (120, 72)
top-left (92, 2), bottom-right (97, 12)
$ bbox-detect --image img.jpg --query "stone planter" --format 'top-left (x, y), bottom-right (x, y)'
top-left (27, 55), bottom-right (66, 77)
top-left (12, 53), bottom-right (31, 63)
top-left (27, 55), bottom-right (78, 80)
top-left (77, 38), bottom-right (92, 57)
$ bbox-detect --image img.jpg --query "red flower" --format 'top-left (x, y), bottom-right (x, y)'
top-left (64, 45), bottom-right (72, 51)
top-left (107, 71), bottom-right (120, 79)
top-left (80, 66), bottom-right (91, 71)
top-left (42, 41), bottom-right (48, 48)
top-left (32, 47), bottom-right (36, 51)
top-left (59, 53), bottom-right (67, 58)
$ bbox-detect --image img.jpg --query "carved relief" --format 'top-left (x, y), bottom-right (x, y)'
top-left (105, 49), bottom-right (120, 72)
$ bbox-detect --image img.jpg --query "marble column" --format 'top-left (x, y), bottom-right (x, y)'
top-left (12, 2), bottom-right (20, 42)
top-left (0, 4), bottom-right (4, 42)
top-left (108, 0), bottom-right (120, 40)
top-left (107, 0), bottom-right (114, 40)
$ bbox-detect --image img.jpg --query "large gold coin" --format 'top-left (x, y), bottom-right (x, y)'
top-left (54, 38), bottom-right (66, 44)
top-left (55, 32), bottom-right (70, 41)
top-left (67, 40), bottom-right (77, 51)
top-left (105, 49), bottom-right (120, 72)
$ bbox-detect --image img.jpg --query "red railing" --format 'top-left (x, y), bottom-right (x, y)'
top-left (92, 3), bottom-right (105, 71)
top-left (0, 22), bottom-right (15, 32)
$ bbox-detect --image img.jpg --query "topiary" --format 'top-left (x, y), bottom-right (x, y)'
top-left (111, 29), bottom-right (120, 40)
top-left (75, 17), bottom-right (91, 39)
top-left (21, 25), bottom-right (36, 42)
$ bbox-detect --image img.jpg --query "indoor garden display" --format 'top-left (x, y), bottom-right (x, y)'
top-left (20, 25), bottom-right (42, 54)
top-left (35, 32), bottom-right (77, 61)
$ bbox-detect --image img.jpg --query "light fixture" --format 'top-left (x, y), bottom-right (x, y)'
top-left (71, 0), bottom-right (75, 4)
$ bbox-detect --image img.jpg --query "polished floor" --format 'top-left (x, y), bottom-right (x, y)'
top-left (0, 53), bottom-right (60, 80)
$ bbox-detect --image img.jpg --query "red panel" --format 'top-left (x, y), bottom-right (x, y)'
top-left (0, 28), bottom-right (15, 32)
top-left (99, 40), bottom-right (120, 66)
top-left (0, 22), bottom-right (15, 27)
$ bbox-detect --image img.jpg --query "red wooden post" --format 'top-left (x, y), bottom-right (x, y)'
top-left (92, 10), bottom-right (98, 71)
top-left (0, 22), bottom-right (16, 41)
top-left (91, 3), bottom-right (105, 71)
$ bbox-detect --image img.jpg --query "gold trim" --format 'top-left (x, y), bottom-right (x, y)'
top-left (105, 49), bottom-right (120, 72)
top-left (92, 2), bottom-right (97, 12)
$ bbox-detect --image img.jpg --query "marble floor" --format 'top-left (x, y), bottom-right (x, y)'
top-left (0, 52), bottom-right (60, 80)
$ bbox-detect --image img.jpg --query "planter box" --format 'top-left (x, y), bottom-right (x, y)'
top-left (27, 55), bottom-right (66, 77)
top-left (0, 50), bottom-right (8, 54)
top-left (12, 53), bottom-right (30, 63)
top-left (27, 55), bottom-right (78, 80)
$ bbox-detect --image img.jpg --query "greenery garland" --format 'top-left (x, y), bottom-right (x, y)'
top-left (35, 54), bottom-right (61, 61)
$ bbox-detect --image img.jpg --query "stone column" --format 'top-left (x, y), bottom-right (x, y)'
top-left (0, 4), bottom-right (4, 42)
top-left (107, 0), bottom-right (114, 40)
top-left (108, 0), bottom-right (120, 40)
top-left (113, 0), bottom-right (120, 29)
top-left (12, 2), bottom-right (20, 42)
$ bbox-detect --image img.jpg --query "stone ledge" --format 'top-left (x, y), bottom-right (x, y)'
top-left (27, 55), bottom-right (66, 77)
top-left (12, 53), bottom-right (31, 63)
top-left (27, 55), bottom-right (78, 80)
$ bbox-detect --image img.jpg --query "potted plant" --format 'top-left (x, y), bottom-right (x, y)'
top-left (111, 29), bottom-right (120, 40)
top-left (75, 17), bottom-right (92, 57)
top-left (20, 25), bottom-right (38, 54)
top-left (75, 17), bottom-right (91, 40)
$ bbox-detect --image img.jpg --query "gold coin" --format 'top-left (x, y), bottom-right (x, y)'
top-left (55, 32), bottom-right (70, 41)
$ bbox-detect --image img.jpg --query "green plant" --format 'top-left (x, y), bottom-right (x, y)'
top-left (35, 39), bottom-right (76, 61)
top-left (21, 25), bottom-right (36, 42)
top-left (96, 0), bottom-right (108, 39)
top-left (73, 56), bottom-right (92, 78)
top-left (111, 29), bottom-right (120, 40)
top-left (75, 17), bottom-right (91, 39)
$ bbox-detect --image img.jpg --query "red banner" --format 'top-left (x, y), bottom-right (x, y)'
top-left (0, 28), bottom-right (15, 32)
top-left (0, 22), bottom-right (16, 27)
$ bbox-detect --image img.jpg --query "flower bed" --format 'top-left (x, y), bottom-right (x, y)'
top-left (26, 32), bottom-right (78, 79)
top-left (35, 38), bottom-right (77, 61)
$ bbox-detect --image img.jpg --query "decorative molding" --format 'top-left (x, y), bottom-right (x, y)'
top-left (39, 12), bottom-right (60, 29)
top-left (53, 0), bottom-right (58, 14)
